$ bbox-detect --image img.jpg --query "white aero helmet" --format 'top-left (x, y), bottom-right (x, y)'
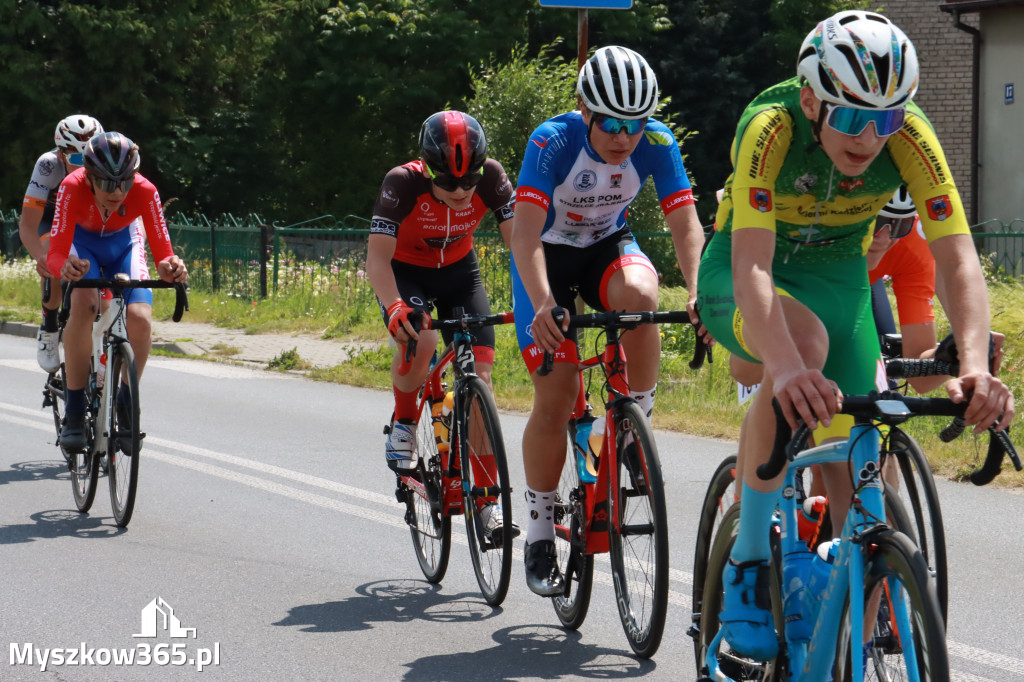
top-left (54, 115), bottom-right (104, 154)
top-left (797, 11), bottom-right (919, 109)
top-left (577, 46), bottom-right (658, 119)
top-left (879, 185), bottom-right (916, 220)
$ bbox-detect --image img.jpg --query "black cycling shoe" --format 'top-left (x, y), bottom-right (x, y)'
top-left (524, 540), bottom-right (564, 597)
top-left (60, 413), bottom-right (87, 454)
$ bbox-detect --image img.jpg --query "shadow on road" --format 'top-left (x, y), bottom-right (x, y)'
top-left (273, 578), bottom-right (503, 633)
top-left (402, 624), bottom-right (655, 680)
top-left (0, 459), bottom-right (69, 486)
top-left (0, 508), bottom-right (125, 544)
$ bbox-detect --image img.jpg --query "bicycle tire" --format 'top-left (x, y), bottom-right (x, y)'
top-left (607, 400), bottom-right (669, 659)
top-left (696, 502), bottom-right (784, 681)
top-left (458, 376), bottom-right (514, 606)
top-left (552, 422), bottom-right (594, 629)
top-left (47, 366), bottom-right (66, 441)
top-left (883, 427), bottom-right (948, 624)
top-left (833, 529), bottom-right (949, 682)
top-left (69, 379), bottom-right (100, 514)
top-left (108, 343), bottom-right (141, 527)
top-left (691, 454), bottom-right (739, 660)
top-left (407, 397), bottom-right (452, 583)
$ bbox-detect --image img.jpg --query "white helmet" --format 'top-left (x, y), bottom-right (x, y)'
top-left (577, 46), bottom-right (658, 119)
top-left (879, 186), bottom-right (916, 220)
top-left (54, 115), bottom-right (104, 154)
top-left (797, 11), bottom-right (918, 110)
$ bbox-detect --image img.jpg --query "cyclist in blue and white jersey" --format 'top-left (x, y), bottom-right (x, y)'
top-left (510, 46), bottom-right (710, 596)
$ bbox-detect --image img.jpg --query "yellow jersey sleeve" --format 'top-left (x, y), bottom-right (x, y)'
top-left (728, 107), bottom-right (794, 234)
top-left (887, 111), bottom-right (970, 241)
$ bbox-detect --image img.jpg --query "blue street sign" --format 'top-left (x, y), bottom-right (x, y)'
top-left (538, 0), bottom-right (633, 8)
top-left (1006, 83), bottom-right (1015, 105)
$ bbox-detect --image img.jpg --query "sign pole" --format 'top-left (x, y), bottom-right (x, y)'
top-left (577, 9), bottom-right (588, 72)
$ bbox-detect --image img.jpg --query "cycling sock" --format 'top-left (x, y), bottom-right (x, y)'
top-left (524, 488), bottom-right (556, 543)
top-left (66, 389), bottom-right (86, 420)
top-left (630, 385), bottom-right (657, 419)
top-left (41, 307), bottom-right (59, 333)
top-left (730, 481), bottom-right (776, 562)
top-left (392, 385), bottom-right (419, 422)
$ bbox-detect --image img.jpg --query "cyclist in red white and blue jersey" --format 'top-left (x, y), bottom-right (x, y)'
top-left (511, 45), bottom-right (709, 596)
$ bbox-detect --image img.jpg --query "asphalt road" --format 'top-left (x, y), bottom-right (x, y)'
top-left (1, 333), bottom-right (1022, 681)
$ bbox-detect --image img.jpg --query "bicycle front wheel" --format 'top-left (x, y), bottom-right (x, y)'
top-left (407, 398), bottom-right (451, 583)
top-left (108, 343), bottom-right (141, 527)
top-left (70, 405), bottom-right (100, 514)
top-left (608, 400), bottom-right (669, 659)
top-left (458, 376), bottom-right (513, 606)
top-left (883, 427), bottom-right (948, 624)
top-left (553, 422), bottom-right (594, 629)
top-left (834, 529), bottom-right (949, 682)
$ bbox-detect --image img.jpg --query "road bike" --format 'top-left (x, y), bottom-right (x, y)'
top-left (43, 274), bottom-right (188, 527)
top-left (543, 308), bottom-right (708, 659)
top-left (391, 307), bottom-right (516, 606)
top-left (692, 391), bottom-right (1020, 681)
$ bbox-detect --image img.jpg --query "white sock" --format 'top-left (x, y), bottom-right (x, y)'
top-left (524, 487), bottom-right (556, 543)
top-left (630, 385), bottom-right (657, 419)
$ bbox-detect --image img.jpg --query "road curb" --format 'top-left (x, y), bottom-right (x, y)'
top-left (0, 319), bottom-right (188, 355)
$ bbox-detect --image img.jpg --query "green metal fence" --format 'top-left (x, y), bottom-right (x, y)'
top-left (4, 208), bottom-right (1024, 297)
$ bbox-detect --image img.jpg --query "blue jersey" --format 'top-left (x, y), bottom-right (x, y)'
top-left (515, 111), bottom-right (694, 247)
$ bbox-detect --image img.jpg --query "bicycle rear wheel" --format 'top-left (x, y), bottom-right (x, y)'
top-left (458, 376), bottom-right (513, 606)
top-left (552, 422), bottom-right (594, 629)
top-left (882, 427), bottom-right (948, 624)
top-left (108, 343), bottom-right (141, 527)
top-left (691, 454), bottom-right (739, 658)
top-left (608, 400), bottom-right (669, 659)
top-left (407, 397), bottom-right (451, 583)
top-left (834, 529), bottom-right (949, 682)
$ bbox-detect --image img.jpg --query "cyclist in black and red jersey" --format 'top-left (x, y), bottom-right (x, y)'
top-left (365, 111), bottom-right (516, 539)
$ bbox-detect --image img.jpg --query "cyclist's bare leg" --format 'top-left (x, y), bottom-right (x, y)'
top-left (523, 363), bottom-right (577, 491)
top-left (389, 329), bottom-right (438, 395)
top-left (63, 288), bottom-right (101, 391)
top-left (126, 302), bottom-right (154, 378)
top-left (604, 263), bottom-right (660, 392)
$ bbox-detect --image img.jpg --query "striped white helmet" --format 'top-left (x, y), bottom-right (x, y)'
top-left (577, 46), bottom-right (658, 119)
top-left (879, 186), bottom-right (916, 219)
top-left (54, 115), bottom-right (104, 154)
top-left (797, 11), bottom-right (919, 110)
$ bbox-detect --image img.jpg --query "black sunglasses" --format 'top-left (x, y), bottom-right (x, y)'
top-left (90, 174), bottom-right (135, 194)
top-left (427, 165), bottom-right (483, 192)
top-left (874, 216), bottom-right (915, 240)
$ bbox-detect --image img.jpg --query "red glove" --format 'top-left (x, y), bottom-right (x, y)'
top-left (386, 300), bottom-right (417, 339)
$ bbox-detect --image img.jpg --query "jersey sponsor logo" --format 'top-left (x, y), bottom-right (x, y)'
top-left (926, 195), bottom-right (951, 221)
top-left (610, 174), bottom-right (622, 188)
top-left (532, 135), bottom-right (549, 149)
top-left (369, 218), bottom-right (398, 236)
top-left (572, 170), bottom-right (598, 193)
top-left (39, 159), bottom-right (56, 177)
top-left (661, 188), bottom-right (695, 213)
top-left (747, 111), bottom-right (785, 180)
top-left (643, 129), bottom-right (674, 147)
top-left (567, 211), bottom-right (583, 222)
top-left (517, 187), bottom-right (550, 210)
top-left (380, 186), bottom-right (400, 209)
top-left (838, 178), bottom-right (864, 191)
top-left (794, 173), bottom-right (817, 194)
top-left (750, 188), bottom-right (772, 213)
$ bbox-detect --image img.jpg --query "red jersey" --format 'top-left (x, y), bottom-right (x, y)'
top-left (370, 158), bottom-right (514, 268)
top-left (47, 168), bottom-right (174, 278)
top-left (869, 218), bottom-right (936, 326)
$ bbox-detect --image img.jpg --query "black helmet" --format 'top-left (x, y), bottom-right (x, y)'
top-left (84, 132), bottom-right (140, 182)
top-left (418, 111), bottom-right (487, 178)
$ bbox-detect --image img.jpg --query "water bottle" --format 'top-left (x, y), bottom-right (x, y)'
top-left (782, 548), bottom-right (815, 642)
top-left (573, 415), bottom-right (598, 483)
top-left (802, 538), bottom-right (840, 626)
top-left (431, 391), bottom-right (454, 454)
top-left (96, 353), bottom-right (107, 391)
top-left (588, 416), bottom-right (605, 461)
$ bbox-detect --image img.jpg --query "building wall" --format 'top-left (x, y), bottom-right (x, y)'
top-left (978, 9), bottom-right (1024, 226)
top-left (883, 2), bottom-right (978, 222)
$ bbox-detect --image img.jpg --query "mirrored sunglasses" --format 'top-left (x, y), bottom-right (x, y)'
top-left (64, 152), bottom-right (84, 166)
top-left (593, 114), bottom-right (646, 135)
top-left (825, 104), bottom-right (906, 137)
top-left (92, 175), bottom-right (135, 194)
top-left (874, 216), bottom-right (916, 240)
top-left (427, 165), bottom-right (482, 192)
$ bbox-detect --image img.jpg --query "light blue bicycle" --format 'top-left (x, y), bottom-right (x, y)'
top-left (693, 391), bottom-right (1020, 681)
